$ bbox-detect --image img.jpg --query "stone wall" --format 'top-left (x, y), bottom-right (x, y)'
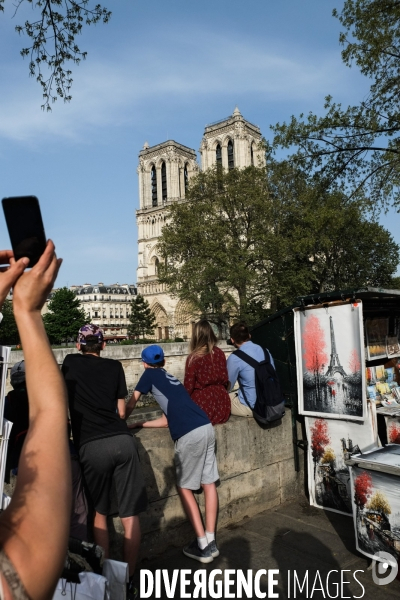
top-left (110, 411), bottom-right (305, 561)
top-left (6, 341), bottom-right (232, 395)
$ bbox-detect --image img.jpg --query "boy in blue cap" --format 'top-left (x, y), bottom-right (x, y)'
top-left (126, 345), bottom-right (220, 563)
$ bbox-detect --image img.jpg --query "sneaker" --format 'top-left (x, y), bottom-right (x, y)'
top-left (183, 539), bottom-right (214, 564)
top-left (208, 539), bottom-right (219, 558)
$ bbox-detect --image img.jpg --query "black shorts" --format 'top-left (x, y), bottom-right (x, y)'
top-left (79, 434), bottom-right (148, 518)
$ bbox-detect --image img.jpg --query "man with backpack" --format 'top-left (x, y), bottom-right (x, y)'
top-left (227, 323), bottom-right (284, 423)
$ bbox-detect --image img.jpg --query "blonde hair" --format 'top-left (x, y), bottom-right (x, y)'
top-left (188, 320), bottom-right (217, 364)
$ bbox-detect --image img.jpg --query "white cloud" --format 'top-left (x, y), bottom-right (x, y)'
top-left (0, 28), bottom-right (365, 144)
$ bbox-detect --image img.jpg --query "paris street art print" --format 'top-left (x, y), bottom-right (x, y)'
top-left (305, 414), bottom-right (376, 515)
top-left (350, 453), bottom-right (400, 561)
top-left (294, 302), bottom-right (366, 420)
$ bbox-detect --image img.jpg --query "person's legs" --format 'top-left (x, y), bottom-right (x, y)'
top-left (120, 516), bottom-right (141, 578)
top-left (113, 435), bottom-right (147, 578)
top-left (229, 391), bottom-right (253, 417)
top-left (177, 487), bottom-right (205, 538)
top-left (93, 512), bottom-right (109, 558)
top-left (202, 483), bottom-right (218, 533)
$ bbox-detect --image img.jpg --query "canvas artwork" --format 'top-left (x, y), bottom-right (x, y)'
top-left (387, 336), bottom-right (400, 358)
top-left (366, 318), bottom-right (389, 361)
top-left (350, 459), bottom-right (400, 561)
top-left (295, 302), bottom-right (366, 420)
top-left (305, 413), bottom-right (377, 516)
top-left (384, 416), bottom-right (400, 444)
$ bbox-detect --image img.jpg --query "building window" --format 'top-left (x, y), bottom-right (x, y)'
top-left (151, 165), bottom-right (157, 207)
top-left (216, 144), bottom-right (222, 168)
top-left (227, 140), bottom-right (234, 170)
top-left (251, 144), bottom-right (254, 166)
top-left (184, 163), bottom-right (189, 193)
top-left (94, 311), bottom-right (98, 317)
top-left (161, 162), bottom-right (167, 202)
top-left (155, 257), bottom-right (159, 275)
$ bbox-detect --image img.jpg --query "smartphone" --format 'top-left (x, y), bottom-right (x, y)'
top-left (2, 196), bottom-right (47, 267)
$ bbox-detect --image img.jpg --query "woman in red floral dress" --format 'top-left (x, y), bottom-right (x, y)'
top-left (184, 320), bottom-right (231, 425)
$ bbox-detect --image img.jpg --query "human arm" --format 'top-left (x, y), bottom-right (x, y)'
top-left (183, 356), bottom-right (196, 396)
top-left (125, 390), bottom-right (141, 419)
top-left (117, 399), bottom-right (126, 419)
top-left (0, 241), bottom-right (71, 600)
top-left (117, 364), bottom-right (128, 419)
top-left (226, 354), bottom-right (240, 392)
top-left (128, 413), bottom-right (168, 429)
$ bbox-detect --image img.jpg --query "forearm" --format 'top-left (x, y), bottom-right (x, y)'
top-left (131, 415), bottom-right (168, 429)
top-left (16, 311), bottom-right (67, 419)
top-left (125, 391), bottom-right (140, 419)
top-left (0, 310), bottom-right (71, 598)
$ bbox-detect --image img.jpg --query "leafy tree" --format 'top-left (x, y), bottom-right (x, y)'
top-left (271, 0), bottom-right (400, 208)
top-left (0, 0), bottom-right (111, 111)
top-left (158, 166), bottom-right (273, 324)
top-left (43, 287), bottom-right (87, 344)
top-left (157, 162), bottom-right (400, 320)
top-left (0, 300), bottom-right (19, 346)
top-left (266, 160), bottom-right (400, 307)
top-left (390, 276), bottom-right (400, 289)
top-left (127, 295), bottom-right (157, 340)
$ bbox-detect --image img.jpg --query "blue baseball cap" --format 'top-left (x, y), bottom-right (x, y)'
top-left (141, 345), bottom-right (164, 365)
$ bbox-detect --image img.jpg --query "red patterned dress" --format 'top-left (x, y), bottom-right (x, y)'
top-left (184, 347), bottom-right (231, 425)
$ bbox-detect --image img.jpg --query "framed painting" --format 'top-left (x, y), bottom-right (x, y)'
top-left (350, 452), bottom-right (400, 562)
top-left (294, 302), bottom-right (366, 420)
top-left (365, 318), bottom-right (389, 361)
top-left (305, 412), bottom-right (377, 516)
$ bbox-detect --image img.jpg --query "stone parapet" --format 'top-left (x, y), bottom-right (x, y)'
top-left (6, 342), bottom-right (232, 394)
top-left (109, 411), bottom-right (304, 561)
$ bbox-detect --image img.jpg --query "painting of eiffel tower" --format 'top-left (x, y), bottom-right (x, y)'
top-left (295, 302), bottom-right (365, 420)
top-left (326, 316), bottom-right (347, 378)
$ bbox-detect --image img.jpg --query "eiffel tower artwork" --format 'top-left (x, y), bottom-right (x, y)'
top-left (326, 316), bottom-right (347, 378)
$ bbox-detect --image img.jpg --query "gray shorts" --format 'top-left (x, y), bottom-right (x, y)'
top-left (174, 423), bottom-right (219, 490)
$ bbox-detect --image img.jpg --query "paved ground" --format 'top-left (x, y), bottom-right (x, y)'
top-left (137, 497), bottom-right (400, 599)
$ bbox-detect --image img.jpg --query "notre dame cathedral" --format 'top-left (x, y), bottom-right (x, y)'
top-left (136, 108), bottom-right (265, 340)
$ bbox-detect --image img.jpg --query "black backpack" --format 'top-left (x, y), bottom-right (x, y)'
top-left (233, 347), bottom-right (285, 424)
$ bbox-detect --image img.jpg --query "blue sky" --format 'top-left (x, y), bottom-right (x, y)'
top-left (0, 0), bottom-right (398, 287)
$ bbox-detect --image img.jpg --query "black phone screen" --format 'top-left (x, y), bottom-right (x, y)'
top-left (2, 196), bottom-right (47, 267)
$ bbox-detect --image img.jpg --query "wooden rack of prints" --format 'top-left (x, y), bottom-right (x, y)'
top-left (365, 320), bottom-right (400, 445)
top-left (294, 301), bottom-right (379, 517)
top-left (294, 298), bottom-right (400, 575)
top-left (0, 346), bottom-right (12, 510)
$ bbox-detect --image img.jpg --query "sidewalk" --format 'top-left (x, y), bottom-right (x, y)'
top-left (137, 497), bottom-right (400, 599)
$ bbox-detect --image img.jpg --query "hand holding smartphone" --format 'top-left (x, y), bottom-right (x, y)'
top-left (2, 196), bottom-right (47, 268)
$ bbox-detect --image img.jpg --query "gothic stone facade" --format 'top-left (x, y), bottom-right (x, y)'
top-left (136, 108), bottom-right (265, 340)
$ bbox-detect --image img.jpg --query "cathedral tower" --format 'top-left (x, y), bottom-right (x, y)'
top-left (136, 109), bottom-right (264, 340)
top-left (136, 140), bottom-right (198, 340)
top-left (199, 107), bottom-right (265, 170)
